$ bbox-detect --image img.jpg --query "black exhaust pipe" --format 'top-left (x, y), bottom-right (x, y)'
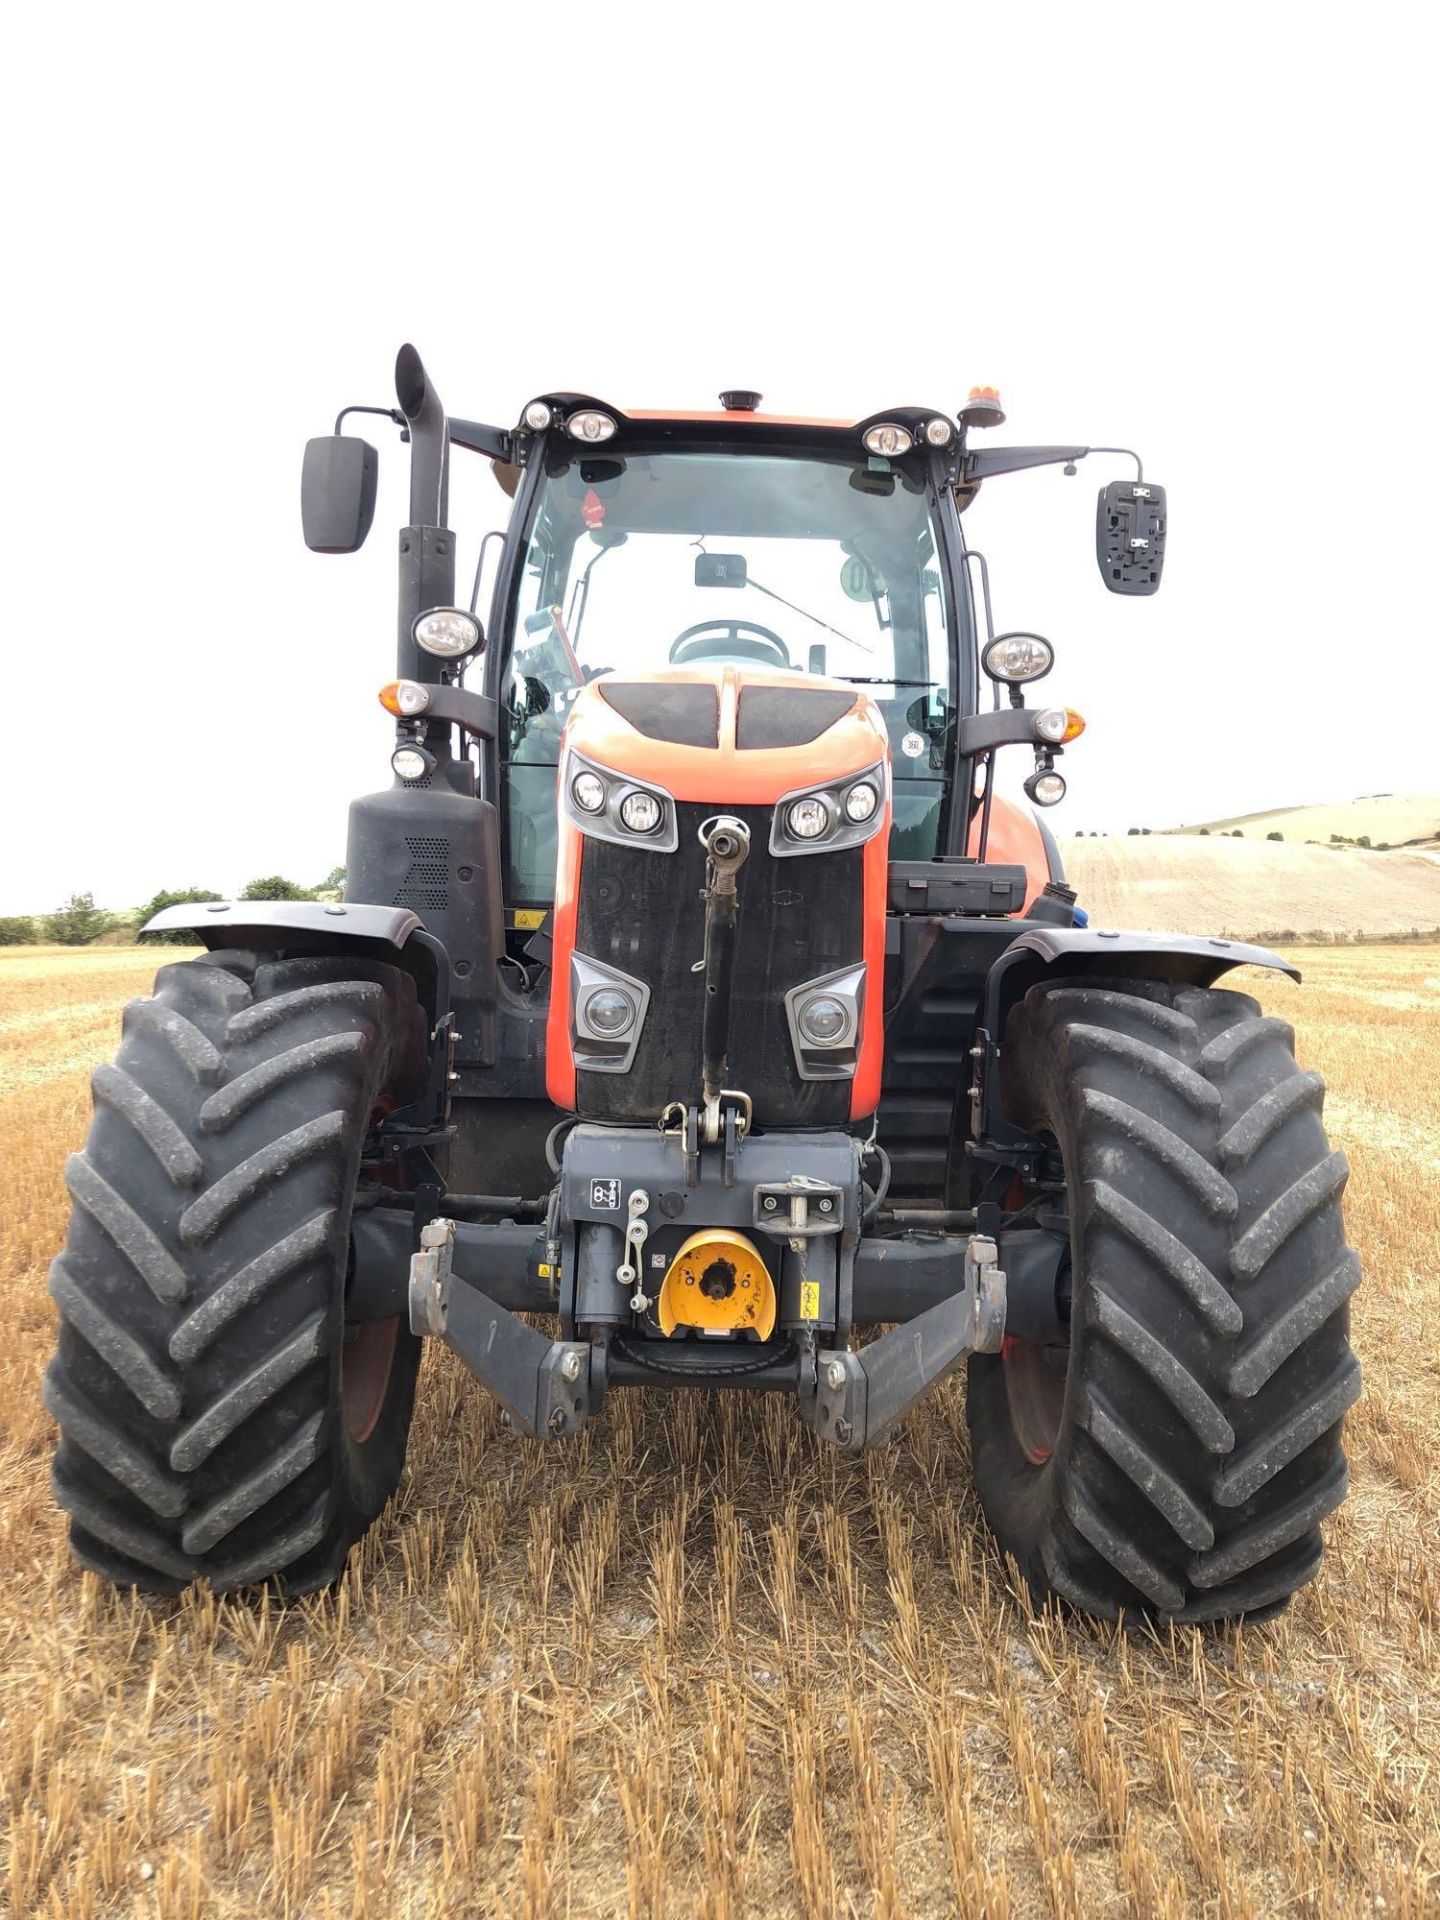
top-left (391, 345), bottom-right (457, 695)
top-left (394, 343), bottom-right (450, 528)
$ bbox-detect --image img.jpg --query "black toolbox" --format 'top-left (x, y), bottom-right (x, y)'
top-left (886, 859), bottom-right (1029, 916)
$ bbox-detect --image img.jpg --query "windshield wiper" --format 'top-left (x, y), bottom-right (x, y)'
top-left (743, 575), bottom-right (875, 654)
top-left (836, 676), bottom-right (939, 687)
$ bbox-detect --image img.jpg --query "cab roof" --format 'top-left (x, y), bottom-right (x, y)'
top-left (625, 408), bottom-right (856, 429)
top-left (517, 394), bottom-right (958, 454)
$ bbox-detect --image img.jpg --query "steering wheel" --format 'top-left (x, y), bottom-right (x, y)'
top-left (669, 620), bottom-right (791, 667)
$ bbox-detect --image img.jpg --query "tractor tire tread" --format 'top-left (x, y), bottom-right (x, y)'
top-left (90, 1064), bottom-right (204, 1186)
top-left (47, 949), bottom-right (424, 1594)
top-left (967, 975), bottom-right (1358, 1623)
top-left (1085, 1284), bottom-right (1234, 1452)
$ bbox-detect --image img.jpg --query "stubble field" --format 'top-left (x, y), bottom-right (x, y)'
top-left (2, 942), bottom-right (1438, 1918)
top-left (1063, 837), bottom-right (1440, 942)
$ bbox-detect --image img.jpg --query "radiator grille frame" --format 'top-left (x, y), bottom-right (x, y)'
top-left (573, 801), bottom-right (863, 1124)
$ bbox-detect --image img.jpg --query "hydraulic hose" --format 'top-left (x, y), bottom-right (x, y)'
top-left (861, 1142), bottom-right (893, 1225)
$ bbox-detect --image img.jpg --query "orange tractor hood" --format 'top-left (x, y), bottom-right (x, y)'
top-left (561, 664), bottom-right (891, 802)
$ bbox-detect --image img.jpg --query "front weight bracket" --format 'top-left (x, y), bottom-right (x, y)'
top-left (806, 1234), bottom-right (1007, 1451)
top-left (407, 1217), bottom-right (594, 1438)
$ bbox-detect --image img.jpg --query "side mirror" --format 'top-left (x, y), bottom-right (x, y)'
top-left (1096, 479), bottom-right (1167, 595)
top-left (301, 435), bottom-right (378, 553)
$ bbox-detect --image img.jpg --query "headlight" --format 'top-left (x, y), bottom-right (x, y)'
top-left (1034, 708), bottom-right (1068, 744)
top-left (571, 952), bottom-right (651, 1072)
top-left (566, 409), bottom-right (617, 443)
top-left (798, 995), bottom-right (849, 1043)
top-left (413, 608), bottom-right (483, 659)
top-left (584, 986), bottom-right (636, 1036)
top-left (523, 400), bottom-right (553, 431)
top-left (1025, 769), bottom-right (1067, 806)
top-left (562, 749), bottom-right (678, 852)
top-left (771, 761), bottom-right (887, 858)
top-left (572, 770), bottom-right (606, 813)
top-left (785, 964), bottom-right (866, 1079)
top-left (619, 790), bottom-right (662, 835)
top-left (924, 417), bottom-right (954, 447)
top-left (786, 796), bottom-right (830, 840)
top-left (844, 781), bottom-right (878, 823)
top-left (863, 422), bottom-right (913, 458)
top-left (982, 632), bottom-right (1054, 685)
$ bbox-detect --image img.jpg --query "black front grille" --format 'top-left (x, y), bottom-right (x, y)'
top-left (574, 801), bottom-right (863, 1125)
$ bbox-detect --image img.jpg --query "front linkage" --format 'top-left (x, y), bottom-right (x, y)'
top-left (380, 1117), bottom-right (1019, 1451)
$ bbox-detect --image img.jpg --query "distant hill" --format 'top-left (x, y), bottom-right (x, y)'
top-left (1065, 834), bottom-right (1440, 941)
top-left (1167, 792), bottom-right (1440, 850)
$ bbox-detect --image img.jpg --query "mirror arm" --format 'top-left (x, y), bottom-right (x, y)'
top-left (449, 417), bottom-right (515, 463)
top-left (964, 444), bottom-right (1091, 480)
top-left (334, 404), bottom-right (407, 438)
top-left (1087, 445), bottom-right (1145, 483)
top-left (965, 444), bottom-right (1145, 483)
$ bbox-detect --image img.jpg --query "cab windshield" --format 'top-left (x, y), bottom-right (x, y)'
top-left (500, 448), bottom-right (955, 905)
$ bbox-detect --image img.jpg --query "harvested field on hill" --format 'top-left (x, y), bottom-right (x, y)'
top-left (1170, 791), bottom-right (1440, 849)
top-left (1066, 834), bottom-right (1440, 941)
top-left (2, 943), bottom-right (1438, 1916)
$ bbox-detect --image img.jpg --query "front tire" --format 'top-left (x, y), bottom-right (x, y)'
top-left (46, 950), bottom-right (428, 1594)
top-left (967, 978), bottom-right (1360, 1623)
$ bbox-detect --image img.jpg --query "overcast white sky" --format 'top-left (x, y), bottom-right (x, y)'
top-left (1, 5), bottom-right (1434, 915)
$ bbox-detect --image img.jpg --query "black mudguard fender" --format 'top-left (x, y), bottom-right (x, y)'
top-left (974, 925), bottom-right (1301, 1146)
top-left (140, 900), bottom-right (450, 1030)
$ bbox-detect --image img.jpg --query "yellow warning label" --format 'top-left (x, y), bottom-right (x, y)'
top-left (512, 909), bottom-right (546, 930)
top-left (800, 1281), bottom-right (820, 1321)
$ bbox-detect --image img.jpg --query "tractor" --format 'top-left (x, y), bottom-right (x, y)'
top-left (45, 350), bottom-right (1360, 1620)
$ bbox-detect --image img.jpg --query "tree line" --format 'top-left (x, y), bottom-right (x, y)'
top-left (0, 869), bottom-right (346, 947)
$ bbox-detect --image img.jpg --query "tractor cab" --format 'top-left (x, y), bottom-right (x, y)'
top-left (494, 420), bottom-right (957, 912)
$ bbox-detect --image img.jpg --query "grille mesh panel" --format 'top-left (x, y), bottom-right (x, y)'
top-left (574, 802), bottom-right (863, 1124)
top-left (393, 835), bottom-right (450, 913)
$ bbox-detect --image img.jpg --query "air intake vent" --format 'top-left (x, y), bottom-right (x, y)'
top-left (736, 687), bottom-right (856, 749)
top-left (392, 835), bottom-right (450, 913)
